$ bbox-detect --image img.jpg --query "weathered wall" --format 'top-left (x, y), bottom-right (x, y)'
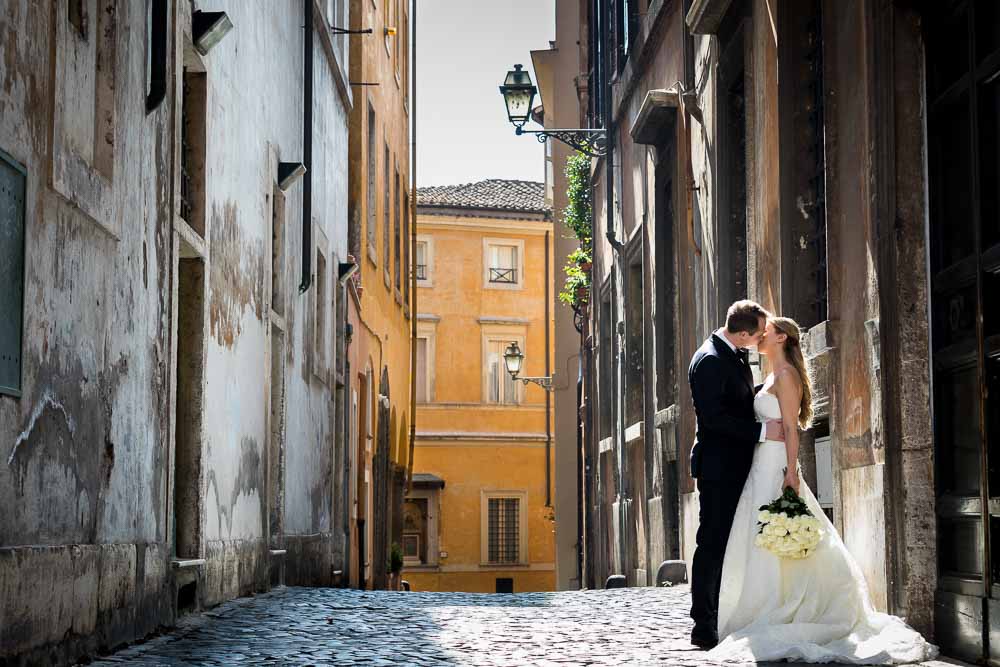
top-left (0, 1), bottom-right (173, 661)
top-left (0, 1), bottom-right (352, 662)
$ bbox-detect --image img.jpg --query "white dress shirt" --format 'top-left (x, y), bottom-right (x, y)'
top-left (715, 328), bottom-right (767, 442)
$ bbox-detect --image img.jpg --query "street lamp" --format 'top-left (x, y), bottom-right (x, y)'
top-left (499, 64), bottom-right (607, 157)
top-left (503, 341), bottom-right (553, 392)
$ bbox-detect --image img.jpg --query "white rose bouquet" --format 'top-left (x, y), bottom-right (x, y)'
top-left (754, 485), bottom-right (823, 559)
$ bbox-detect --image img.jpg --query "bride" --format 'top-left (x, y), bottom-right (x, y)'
top-left (708, 317), bottom-right (937, 664)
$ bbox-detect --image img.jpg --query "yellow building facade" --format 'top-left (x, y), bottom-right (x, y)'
top-left (405, 180), bottom-right (556, 593)
top-left (345, 0), bottom-right (412, 590)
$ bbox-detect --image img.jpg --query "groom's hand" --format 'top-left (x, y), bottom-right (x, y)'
top-left (765, 420), bottom-right (785, 442)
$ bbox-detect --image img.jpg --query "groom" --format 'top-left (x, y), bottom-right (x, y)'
top-left (688, 300), bottom-right (785, 649)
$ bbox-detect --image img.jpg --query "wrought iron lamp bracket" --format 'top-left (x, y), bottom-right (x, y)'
top-left (513, 374), bottom-right (555, 392)
top-left (514, 127), bottom-right (607, 157)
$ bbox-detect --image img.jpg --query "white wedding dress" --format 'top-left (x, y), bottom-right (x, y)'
top-left (708, 391), bottom-right (938, 664)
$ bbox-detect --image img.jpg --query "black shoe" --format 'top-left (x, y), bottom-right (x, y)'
top-left (690, 632), bottom-right (718, 650)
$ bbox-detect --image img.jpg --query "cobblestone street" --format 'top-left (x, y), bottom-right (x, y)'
top-left (80, 585), bottom-right (953, 667)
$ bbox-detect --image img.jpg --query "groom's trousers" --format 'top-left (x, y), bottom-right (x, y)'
top-left (690, 477), bottom-right (744, 639)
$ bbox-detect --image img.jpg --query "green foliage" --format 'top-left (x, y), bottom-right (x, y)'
top-left (560, 153), bottom-right (593, 309)
top-left (388, 542), bottom-right (404, 575)
top-left (562, 153), bottom-right (593, 244)
top-left (558, 246), bottom-right (591, 307)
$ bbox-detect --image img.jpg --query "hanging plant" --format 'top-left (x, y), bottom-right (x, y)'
top-left (559, 246), bottom-right (591, 308)
top-left (562, 153), bottom-right (593, 244)
top-left (560, 153), bottom-right (593, 310)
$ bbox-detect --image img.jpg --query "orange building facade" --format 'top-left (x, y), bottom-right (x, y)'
top-left (344, 0), bottom-right (412, 590)
top-left (404, 181), bottom-right (556, 593)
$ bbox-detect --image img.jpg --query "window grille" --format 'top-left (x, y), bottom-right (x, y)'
top-left (488, 267), bottom-right (517, 284)
top-left (488, 497), bottom-right (520, 563)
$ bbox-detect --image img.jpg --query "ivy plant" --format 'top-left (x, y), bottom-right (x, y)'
top-left (560, 153), bottom-right (593, 309)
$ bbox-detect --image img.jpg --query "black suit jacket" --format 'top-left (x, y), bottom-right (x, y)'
top-left (688, 334), bottom-right (761, 481)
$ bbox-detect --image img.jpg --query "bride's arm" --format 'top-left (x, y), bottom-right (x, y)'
top-left (773, 370), bottom-right (803, 493)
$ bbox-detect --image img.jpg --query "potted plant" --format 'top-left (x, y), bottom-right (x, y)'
top-left (387, 542), bottom-right (404, 591)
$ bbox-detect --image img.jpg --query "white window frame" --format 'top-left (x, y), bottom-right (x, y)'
top-left (415, 320), bottom-right (436, 403)
top-left (480, 489), bottom-right (528, 566)
top-left (483, 237), bottom-right (525, 291)
top-left (312, 224), bottom-right (330, 382)
top-left (415, 235), bottom-right (433, 287)
top-left (482, 326), bottom-right (525, 405)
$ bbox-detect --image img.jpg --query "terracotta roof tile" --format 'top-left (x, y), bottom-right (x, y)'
top-left (417, 179), bottom-right (549, 214)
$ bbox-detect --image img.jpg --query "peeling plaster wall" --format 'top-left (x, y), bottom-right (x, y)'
top-left (198, 0), bottom-right (349, 587)
top-left (0, 1), bottom-right (351, 662)
top-left (0, 0), bottom-right (173, 661)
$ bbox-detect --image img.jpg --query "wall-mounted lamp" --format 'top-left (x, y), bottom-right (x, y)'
top-left (499, 64), bottom-right (606, 157)
top-left (503, 341), bottom-right (554, 392)
top-left (384, 26), bottom-right (397, 36)
top-left (278, 162), bottom-right (307, 191)
top-left (193, 11), bottom-right (233, 56)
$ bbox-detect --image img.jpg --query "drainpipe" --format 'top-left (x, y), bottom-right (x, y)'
top-left (299, 0), bottom-right (314, 293)
top-left (545, 230), bottom-right (552, 507)
top-left (406, 0), bottom-right (418, 493)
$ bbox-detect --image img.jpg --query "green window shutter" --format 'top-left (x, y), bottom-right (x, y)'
top-left (0, 150), bottom-right (26, 397)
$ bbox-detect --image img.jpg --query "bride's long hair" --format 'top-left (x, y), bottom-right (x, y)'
top-left (771, 317), bottom-right (813, 430)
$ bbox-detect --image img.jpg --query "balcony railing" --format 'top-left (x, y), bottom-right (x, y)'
top-left (415, 264), bottom-right (427, 280)
top-left (489, 267), bottom-right (517, 284)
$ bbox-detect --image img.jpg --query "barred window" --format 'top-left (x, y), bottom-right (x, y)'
top-left (488, 497), bottom-right (520, 563)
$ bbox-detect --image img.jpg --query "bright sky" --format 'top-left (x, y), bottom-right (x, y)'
top-left (415, 0), bottom-right (555, 187)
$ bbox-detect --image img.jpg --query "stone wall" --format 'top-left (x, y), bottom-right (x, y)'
top-left (0, 1), bottom-right (353, 663)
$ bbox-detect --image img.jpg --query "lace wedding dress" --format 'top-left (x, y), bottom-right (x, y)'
top-left (709, 391), bottom-right (937, 664)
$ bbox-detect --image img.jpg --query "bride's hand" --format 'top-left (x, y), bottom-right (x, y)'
top-left (783, 469), bottom-right (800, 495)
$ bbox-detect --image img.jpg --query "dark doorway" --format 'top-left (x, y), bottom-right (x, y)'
top-left (174, 257), bottom-right (205, 559)
top-left (925, 0), bottom-right (1000, 661)
top-left (495, 578), bottom-right (514, 594)
top-left (716, 5), bottom-right (749, 321)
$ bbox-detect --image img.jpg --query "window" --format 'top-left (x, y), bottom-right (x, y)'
top-left (0, 151), bottom-right (26, 397)
top-left (488, 498), bottom-right (519, 563)
top-left (394, 167), bottom-right (401, 293)
top-left (403, 187), bottom-right (410, 309)
top-left (416, 320), bottom-right (436, 402)
top-left (484, 336), bottom-right (521, 405)
top-left (383, 144), bottom-right (391, 286)
top-left (402, 7), bottom-right (409, 107)
top-left (327, 0), bottom-right (348, 65)
top-left (483, 238), bottom-right (525, 290)
top-left (180, 68), bottom-right (207, 236)
top-left (52, 0), bottom-right (118, 234)
top-left (314, 247), bottom-right (328, 374)
top-left (625, 254), bottom-right (643, 425)
top-left (270, 185), bottom-right (286, 317)
top-left (415, 337), bottom-right (429, 403)
top-left (367, 105), bottom-right (377, 261)
top-left (393, 0), bottom-right (401, 75)
top-left (481, 490), bottom-right (527, 565)
top-left (599, 293), bottom-right (613, 440)
top-left (415, 236), bottom-right (433, 285)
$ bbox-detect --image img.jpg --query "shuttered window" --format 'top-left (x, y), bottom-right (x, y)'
top-left (0, 152), bottom-right (26, 397)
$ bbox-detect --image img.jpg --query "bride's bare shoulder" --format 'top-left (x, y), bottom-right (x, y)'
top-left (772, 367), bottom-right (802, 394)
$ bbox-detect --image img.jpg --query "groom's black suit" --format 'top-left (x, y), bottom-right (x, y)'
top-left (688, 333), bottom-right (763, 643)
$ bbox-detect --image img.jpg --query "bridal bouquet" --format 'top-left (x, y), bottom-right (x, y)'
top-left (754, 486), bottom-right (823, 559)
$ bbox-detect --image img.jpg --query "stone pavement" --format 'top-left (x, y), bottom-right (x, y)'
top-left (81, 585), bottom-right (956, 667)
